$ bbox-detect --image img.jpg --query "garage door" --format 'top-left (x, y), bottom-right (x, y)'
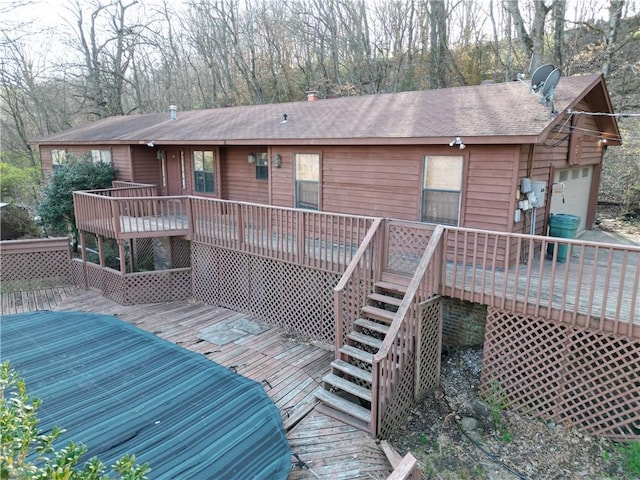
top-left (549, 166), bottom-right (592, 233)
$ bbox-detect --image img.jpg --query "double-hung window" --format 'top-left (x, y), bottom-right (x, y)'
top-left (193, 150), bottom-right (215, 194)
top-left (295, 153), bottom-right (320, 210)
top-left (421, 155), bottom-right (464, 226)
top-left (51, 149), bottom-right (67, 171)
top-left (255, 153), bottom-right (268, 180)
top-left (90, 149), bottom-right (112, 164)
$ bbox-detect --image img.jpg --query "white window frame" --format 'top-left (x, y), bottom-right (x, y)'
top-left (421, 155), bottom-right (464, 226)
top-left (295, 153), bottom-right (320, 210)
top-left (255, 153), bottom-right (269, 181)
top-left (51, 149), bottom-right (67, 171)
top-left (90, 149), bottom-right (112, 164)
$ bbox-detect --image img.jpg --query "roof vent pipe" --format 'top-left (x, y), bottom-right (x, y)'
top-left (169, 105), bottom-right (177, 121)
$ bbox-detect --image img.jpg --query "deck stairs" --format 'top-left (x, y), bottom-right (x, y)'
top-left (315, 278), bottom-right (408, 432)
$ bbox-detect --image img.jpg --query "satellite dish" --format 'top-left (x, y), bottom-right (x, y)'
top-left (531, 64), bottom-right (556, 93)
top-left (542, 68), bottom-right (562, 114)
top-left (542, 68), bottom-right (561, 101)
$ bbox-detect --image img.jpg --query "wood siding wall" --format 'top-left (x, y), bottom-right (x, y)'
top-left (131, 146), bottom-right (163, 188)
top-left (321, 146), bottom-right (421, 218)
top-left (220, 146), bottom-right (269, 204)
top-left (517, 100), bottom-right (606, 236)
top-left (462, 146), bottom-right (518, 232)
top-left (40, 144), bottom-right (132, 180)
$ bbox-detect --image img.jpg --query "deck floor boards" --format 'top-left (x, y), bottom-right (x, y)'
top-left (1, 288), bottom-right (392, 479)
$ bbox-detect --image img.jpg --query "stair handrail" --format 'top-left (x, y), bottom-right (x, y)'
top-left (334, 217), bottom-right (384, 357)
top-left (371, 224), bottom-right (445, 436)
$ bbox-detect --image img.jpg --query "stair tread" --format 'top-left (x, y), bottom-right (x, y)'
top-left (361, 305), bottom-right (395, 322)
top-left (331, 359), bottom-right (373, 383)
top-left (323, 373), bottom-right (372, 401)
top-left (315, 404), bottom-right (370, 432)
top-left (374, 281), bottom-right (408, 295)
top-left (347, 331), bottom-right (383, 349)
top-left (354, 318), bottom-right (390, 335)
top-left (315, 388), bottom-right (372, 423)
top-left (340, 345), bottom-right (374, 364)
top-left (368, 292), bottom-right (403, 307)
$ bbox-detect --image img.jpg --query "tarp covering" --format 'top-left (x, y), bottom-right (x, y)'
top-left (1, 311), bottom-right (291, 479)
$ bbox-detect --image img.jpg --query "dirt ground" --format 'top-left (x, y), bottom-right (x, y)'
top-left (388, 205), bottom-right (639, 480)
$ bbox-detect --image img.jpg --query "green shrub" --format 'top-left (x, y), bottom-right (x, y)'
top-left (0, 361), bottom-right (149, 480)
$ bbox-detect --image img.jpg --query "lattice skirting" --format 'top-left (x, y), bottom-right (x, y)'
top-left (481, 307), bottom-right (640, 441)
top-left (379, 297), bottom-right (443, 438)
top-left (192, 243), bottom-right (339, 343)
top-left (74, 259), bottom-right (191, 306)
top-left (1, 251), bottom-right (72, 291)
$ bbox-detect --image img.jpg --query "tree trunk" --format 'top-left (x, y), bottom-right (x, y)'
top-left (602, 0), bottom-right (625, 76)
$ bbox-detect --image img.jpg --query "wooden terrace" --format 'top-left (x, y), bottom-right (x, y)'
top-left (1, 288), bottom-right (394, 480)
top-left (73, 189), bottom-right (639, 338)
top-left (65, 186), bottom-right (640, 444)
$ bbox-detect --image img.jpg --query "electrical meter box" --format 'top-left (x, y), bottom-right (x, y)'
top-left (530, 180), bottom-right (547, 208)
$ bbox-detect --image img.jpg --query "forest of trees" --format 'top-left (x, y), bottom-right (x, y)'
top-left (1, 0), bottom-right (639, 210)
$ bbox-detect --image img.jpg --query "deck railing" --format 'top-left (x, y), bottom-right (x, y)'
top-left (372, 225), bottom-right (445, 436)
top-left (73, 186), bottom-right (639, 334)
top-left (111, 180), bottom-right (157, 194)
top-left (74, 191), bottom-right (190, 239)
top-left (442, 227), bottom-right (640, 336)
top-left (76, 189), bottom-right (377, 273)
top-left (190, 197), bottom-right (377, 274)
top-left (333, 218), bottom-right (384, 356)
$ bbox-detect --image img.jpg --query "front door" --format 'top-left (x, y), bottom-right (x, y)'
top-left (166, 149), bottom-right (185, 196)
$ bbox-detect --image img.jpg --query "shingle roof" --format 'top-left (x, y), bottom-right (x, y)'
top-left (2, 311), bottom-right (291, 480)
top-left (33, 74), bottom-right (608, 146)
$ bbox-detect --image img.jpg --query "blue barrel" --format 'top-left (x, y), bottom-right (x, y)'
top-left (547, 214), bottom-right (580, 262)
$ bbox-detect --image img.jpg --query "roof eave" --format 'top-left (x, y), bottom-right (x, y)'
top-left (33, 135), bottom-right (541, 147)
top-left (536, 74), bottom-right (621, 146)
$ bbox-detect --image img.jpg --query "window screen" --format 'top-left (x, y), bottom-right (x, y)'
top-left (421, 155), bottom-right (464, 226)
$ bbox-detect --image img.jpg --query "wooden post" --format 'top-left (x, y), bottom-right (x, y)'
top-left (297, 211), bottom-right (305, 263)
top-left (118, 240), bottom-right (127, 274)
top-left (98, 235), bottom-right (105, 268)
top-left (80, 230), bottom-right (88, 289)
top-left (186, 196), bottom-right (193, 240)
top-left (128, 239), bottom-right (135, 273)
top-left (112, 200), bottom-right (121, 239)
top-left (236, 203), bottom-right (244, 248)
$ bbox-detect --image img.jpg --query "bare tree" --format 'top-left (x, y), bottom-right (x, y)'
top-left (505, 0), bottom-right (552, 74)
top-left (552, 0), bottom-right (566, 68)
top-left (67, 0), bottom-right (142, 118)
top-left (428, 0), bottom-right (448, 87)
top-left (601, 0), bottom-right (625, 75)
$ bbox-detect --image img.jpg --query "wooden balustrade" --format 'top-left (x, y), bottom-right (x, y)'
top-left (442, 227), bottom-right (640, 335)
top-left (333, 218), bottom-right (384, 356)
top-left (73, 192), bottom-right (118, 238)
top-left (112, 180), bottom-right (157, 192)
top-left (190, 197), bottom-right (377, 273)
top-left (74, 186), bottom-right (639, 337)
top-left (113, 196), bottom-right (189, 238)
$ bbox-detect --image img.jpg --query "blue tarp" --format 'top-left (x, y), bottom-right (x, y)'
top-left (1, 311), bottom-right (291, 479)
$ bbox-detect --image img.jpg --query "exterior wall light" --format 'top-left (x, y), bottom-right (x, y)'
top-left (248, 153), bottom-right (256, 164)
top-left (449, 137), bottom-right (466, 149)
top-left (273, 153), bottom-right (282, 168)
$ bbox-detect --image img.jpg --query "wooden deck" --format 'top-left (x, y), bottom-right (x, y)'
top-left (1, 289), bottom-right (393, 479)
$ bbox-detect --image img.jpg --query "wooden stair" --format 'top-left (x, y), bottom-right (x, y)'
top-left (315, 281), bottom-right (407, 432)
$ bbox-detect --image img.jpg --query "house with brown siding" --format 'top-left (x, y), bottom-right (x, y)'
top-left (24, 74), bottom-right (640, 444)
top-left (34, 73), bottom-right (619, 237)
